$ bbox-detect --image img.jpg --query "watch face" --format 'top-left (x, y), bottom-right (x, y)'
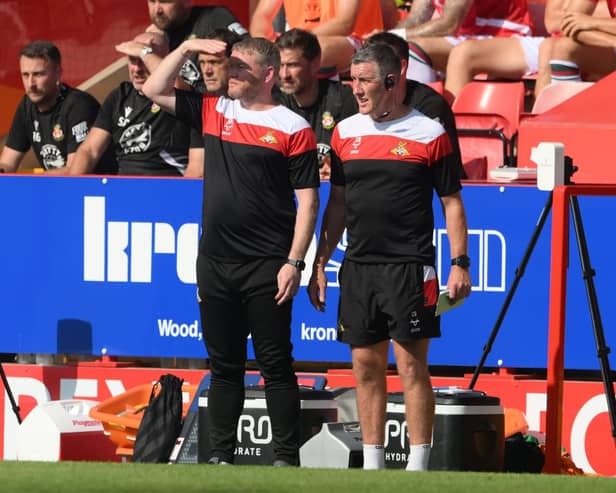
top-left (288, 259), bottom-right (305, 271)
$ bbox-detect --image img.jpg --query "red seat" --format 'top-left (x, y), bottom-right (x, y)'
top-left (531, 81), bottom-right (594, 114)
top-left (426, 80), bottom-right (444, 95)
top-left (452, 81), bottom-right (525, 174)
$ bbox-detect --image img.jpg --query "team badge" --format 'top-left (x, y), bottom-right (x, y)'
top-left (52, 124), bottom-right (64, 142)
top-left (321, 111), bottom-right (335, 129)
top-left (259, 131), bottom-right (278, 145)
top-left (151, 103), bottom-right (161, 114)
top-left (391, 142), bottom-right (410, 157)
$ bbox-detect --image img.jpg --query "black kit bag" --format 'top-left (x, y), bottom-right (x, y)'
top-left (503, 433), bottom-right (545, 473)
top-left (132, 374), bottom-right (184, 463)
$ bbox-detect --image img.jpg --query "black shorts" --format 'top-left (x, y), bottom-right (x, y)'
top-left (337, 260), bottom-right (441, 346)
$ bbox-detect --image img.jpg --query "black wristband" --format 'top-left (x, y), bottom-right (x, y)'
top-left (451, 255), bottom-right (470, 268)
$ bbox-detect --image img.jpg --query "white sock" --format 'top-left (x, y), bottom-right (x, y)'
top-left (406, 443), bottom-right (431, 471)
top-left (549, 59), bottom-right (582, 83)
top-left (362, 444), bottom-right (385, 470)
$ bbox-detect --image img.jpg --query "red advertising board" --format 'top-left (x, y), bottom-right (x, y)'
top-left (1, 364), bottom-right (615, 475)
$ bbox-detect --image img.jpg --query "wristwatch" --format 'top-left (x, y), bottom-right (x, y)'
top-left (286, 258), bottom-right (306, 271)
top-left (451, 255), bottom-right (471, 269)
top-left (140, 45), bottom-right (154, 60)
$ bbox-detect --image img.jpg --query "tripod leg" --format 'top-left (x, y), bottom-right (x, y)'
top-left (569, 196), bottom-right (616, 446)
top-left (469, 192), bottom-right (553, 389)
top-left (0, 361), bottom-right (22, 424)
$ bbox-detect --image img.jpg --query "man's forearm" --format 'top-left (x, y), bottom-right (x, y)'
top-left (289, 188), bottom-right (319, 260)
top-left (0, 146), bottom-right (24, 173)
top-left (442, 193), bottom-right (468, 258)
top-left (576, 29), bottom-right (616, 47)
top-left (141, 44), bottom-right (188, 112)
top-left (399, 0), bottom-right (470, 37)
top-left (312, 186), bottom-right (346, 269)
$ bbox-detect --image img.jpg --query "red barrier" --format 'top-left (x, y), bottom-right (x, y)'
top-left (545, 184), bottom-right (616, 473)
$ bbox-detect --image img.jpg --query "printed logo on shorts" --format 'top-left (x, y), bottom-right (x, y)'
top-left (52, 124), bottom-right (64, 142)
top-left (409, 310), bottom-right (421, 333)
top-left (151, 103), bottom-right (161, 114)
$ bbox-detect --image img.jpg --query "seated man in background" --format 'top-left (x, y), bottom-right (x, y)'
top-left (199, 28), bottom-right (242, 96)
top-left (535, 0), bottom-right (616, 97)
top-left (391, 0), bottom-right (534, 83)
top-left (69, 32), bottom-right (203, 177)
top-left (443, 0), bottom-right (568, 100)
top-left (275, 28), bottom-right (358, 180)
top-left (147, 0), bottom-right (247, 92)
top-left (250, 0), bottom-right (399, 75)
top-left (0, 40), bottom-right (116, 174)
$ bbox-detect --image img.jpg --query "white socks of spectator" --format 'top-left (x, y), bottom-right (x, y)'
top-left (549, 60), bottom-right (582, 83)
top-left (406, 443), bottom-right (431, 471)
top-left (362, 444), bottom-right (385, 470)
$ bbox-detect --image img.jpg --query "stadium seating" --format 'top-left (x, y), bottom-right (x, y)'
top-left (452, 81), bottom-right (525, 174)
top-left (531, 81), bottom-right (594, 114)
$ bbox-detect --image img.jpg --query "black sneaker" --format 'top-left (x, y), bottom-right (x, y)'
top-left (207, 456), bottom-right (231, 465)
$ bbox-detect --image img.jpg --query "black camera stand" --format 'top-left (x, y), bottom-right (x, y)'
top-left (0, 360), bottom-right (21, 424)
top-left (468, 157), bottom-right (616, 446)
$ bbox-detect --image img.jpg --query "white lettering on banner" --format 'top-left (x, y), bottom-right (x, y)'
top-left (570, 394), bottom-right (608, 474)
top-left (3, 377), bottom-right (49, 460)
top-left (525, 392), bottom-right (547, 432)
top-left (3, 377), bottom-right (126, 459)
top-left (83, 197), bottom-right (199, 284)
top-left (384, 419), bottom-right (407, 449)
top-left (60, 378), bottom-right (98, 400)
top-left (300, 323), bottom-right (336, 341)
top-left (234, 446), bottom-right (262, 456)
top-left (302, 227), bottom-right (506, 293)
top-left (157, 319), bottom-right (202, 341)
top-left (435, 228), bottom-right (506, 292)
top-left (1, 374), bottom-right (612, 473)
top-left (237, 414), bottom-right (272, 445)
top-left (385, 452), bottom-right (408, 462)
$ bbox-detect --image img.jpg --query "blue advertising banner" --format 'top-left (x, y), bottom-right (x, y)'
top-left (0, 176), bottom-right (614, 370)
